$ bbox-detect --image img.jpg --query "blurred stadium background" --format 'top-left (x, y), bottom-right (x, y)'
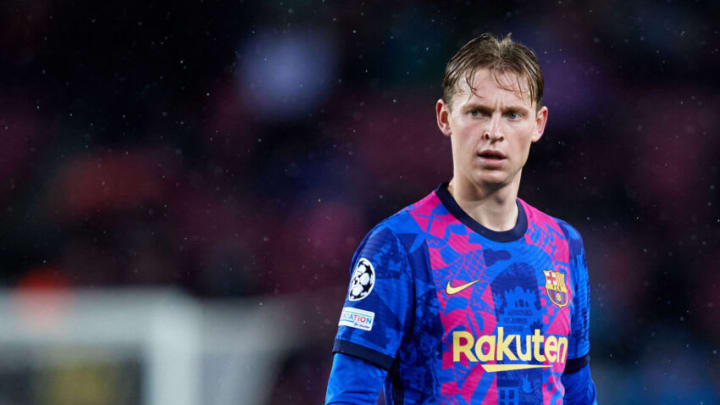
top-left (1, 1), bottom-right (719, 404)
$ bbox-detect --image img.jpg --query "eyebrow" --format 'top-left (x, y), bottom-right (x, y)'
top-left (462, 103), bottom-right (530, 114)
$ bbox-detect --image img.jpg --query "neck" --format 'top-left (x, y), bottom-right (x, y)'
top-left (447, 174), bottom-right (521, 232)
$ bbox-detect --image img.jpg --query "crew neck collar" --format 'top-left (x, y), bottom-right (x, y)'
top-left (434, 182), bottom-right (527, 242)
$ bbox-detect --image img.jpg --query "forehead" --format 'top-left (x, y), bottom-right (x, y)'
top-left (455, 68), bottom-right (534, 108)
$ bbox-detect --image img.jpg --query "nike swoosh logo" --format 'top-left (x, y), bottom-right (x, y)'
top-left (445, 280), bottom-right (479, 295)
top-left (482, 364), bottom-right (551, 372)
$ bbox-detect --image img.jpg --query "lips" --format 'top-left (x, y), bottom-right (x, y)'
top-left (477, 150), bottom-right (507, 159)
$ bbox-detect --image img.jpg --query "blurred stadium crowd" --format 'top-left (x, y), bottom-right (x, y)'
top-left (1, 0), bottom-right (719, 403)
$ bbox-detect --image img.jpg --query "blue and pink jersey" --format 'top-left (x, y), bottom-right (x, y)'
top-left (332, 183), bottom-right (592, 404)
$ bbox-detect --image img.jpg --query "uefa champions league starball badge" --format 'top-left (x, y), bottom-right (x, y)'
top-left (349, 258), bottom-right (375, 301)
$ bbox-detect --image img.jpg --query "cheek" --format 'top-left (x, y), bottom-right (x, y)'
top-left (509, 129), bottom-right (534, 158)
top-left (450, 124), bottom-right (476, 148)
top-left (453, 136), bottom-right (473, 156)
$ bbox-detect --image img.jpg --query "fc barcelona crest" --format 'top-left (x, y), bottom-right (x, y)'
top-left (543, 270), bottom-right (569, 307)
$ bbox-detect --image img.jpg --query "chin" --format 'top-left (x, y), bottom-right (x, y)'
top-left (469, 169), bottom-right (518, 188)
top-left (472, 176), bottom-right (508, 189)
top-left (473, 170), bottom-right (507, 182)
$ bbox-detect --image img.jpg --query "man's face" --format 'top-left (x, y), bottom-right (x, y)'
top-left (436, 68), bottom-right (548, 190)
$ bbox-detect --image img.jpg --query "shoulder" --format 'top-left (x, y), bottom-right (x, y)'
top-left (365, 189), bottom-right (439, 240)
top-left (519, 199), bottom-right (585, 252)
top-left (358, 189), bottom-right (439, 255)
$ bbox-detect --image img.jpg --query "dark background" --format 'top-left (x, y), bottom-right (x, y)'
top-left (1, 0), bottom-right (719, 403)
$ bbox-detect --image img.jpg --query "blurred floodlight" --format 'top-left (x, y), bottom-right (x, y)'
top-left (238, 29), bottom-right (336, 122)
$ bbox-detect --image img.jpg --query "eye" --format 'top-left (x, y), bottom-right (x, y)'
top-left (469, 109), bottom-right (487, 118)
top-left (507, 111), bottom-right (521, 120)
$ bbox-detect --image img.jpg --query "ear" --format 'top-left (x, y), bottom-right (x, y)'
top-left (532, 105), bottom-right (548, 142)
top-left (436, 99), bottom-right (452, 137)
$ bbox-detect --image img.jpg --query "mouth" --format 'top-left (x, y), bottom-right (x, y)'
top-left (477, 150), bottom-right (507, 160)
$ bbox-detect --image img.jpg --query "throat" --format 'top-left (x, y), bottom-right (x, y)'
top-left (447, 181), bottom-right (519, 232)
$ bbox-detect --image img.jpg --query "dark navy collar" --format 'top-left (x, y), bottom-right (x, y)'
top-left (434, 182), bottom-right (527, 242)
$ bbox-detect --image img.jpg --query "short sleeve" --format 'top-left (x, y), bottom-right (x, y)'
top-left (564, 223), bottom-right (591, 359)
top-left (332, 225), bottom-right (413, 370)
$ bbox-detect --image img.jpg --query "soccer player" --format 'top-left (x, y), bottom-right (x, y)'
top-left (325, 33), bottom-right (597, 404)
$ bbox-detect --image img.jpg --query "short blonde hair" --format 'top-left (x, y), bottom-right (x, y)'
top-left (442, 33), bottom-right (544, 109)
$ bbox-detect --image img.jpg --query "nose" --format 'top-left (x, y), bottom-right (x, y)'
top-left (482, 116), bottom-right (503, 141)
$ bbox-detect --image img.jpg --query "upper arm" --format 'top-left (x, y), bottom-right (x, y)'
top-left (561, 222), bottom-right (591, 360)
top-left (332, 225), bottom-right (413, 370)
top-left (559, 222), bottom-right (596, 403)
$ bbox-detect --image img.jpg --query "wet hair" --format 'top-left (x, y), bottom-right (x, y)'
top-left (442, 33), bottom-right (544, 110)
